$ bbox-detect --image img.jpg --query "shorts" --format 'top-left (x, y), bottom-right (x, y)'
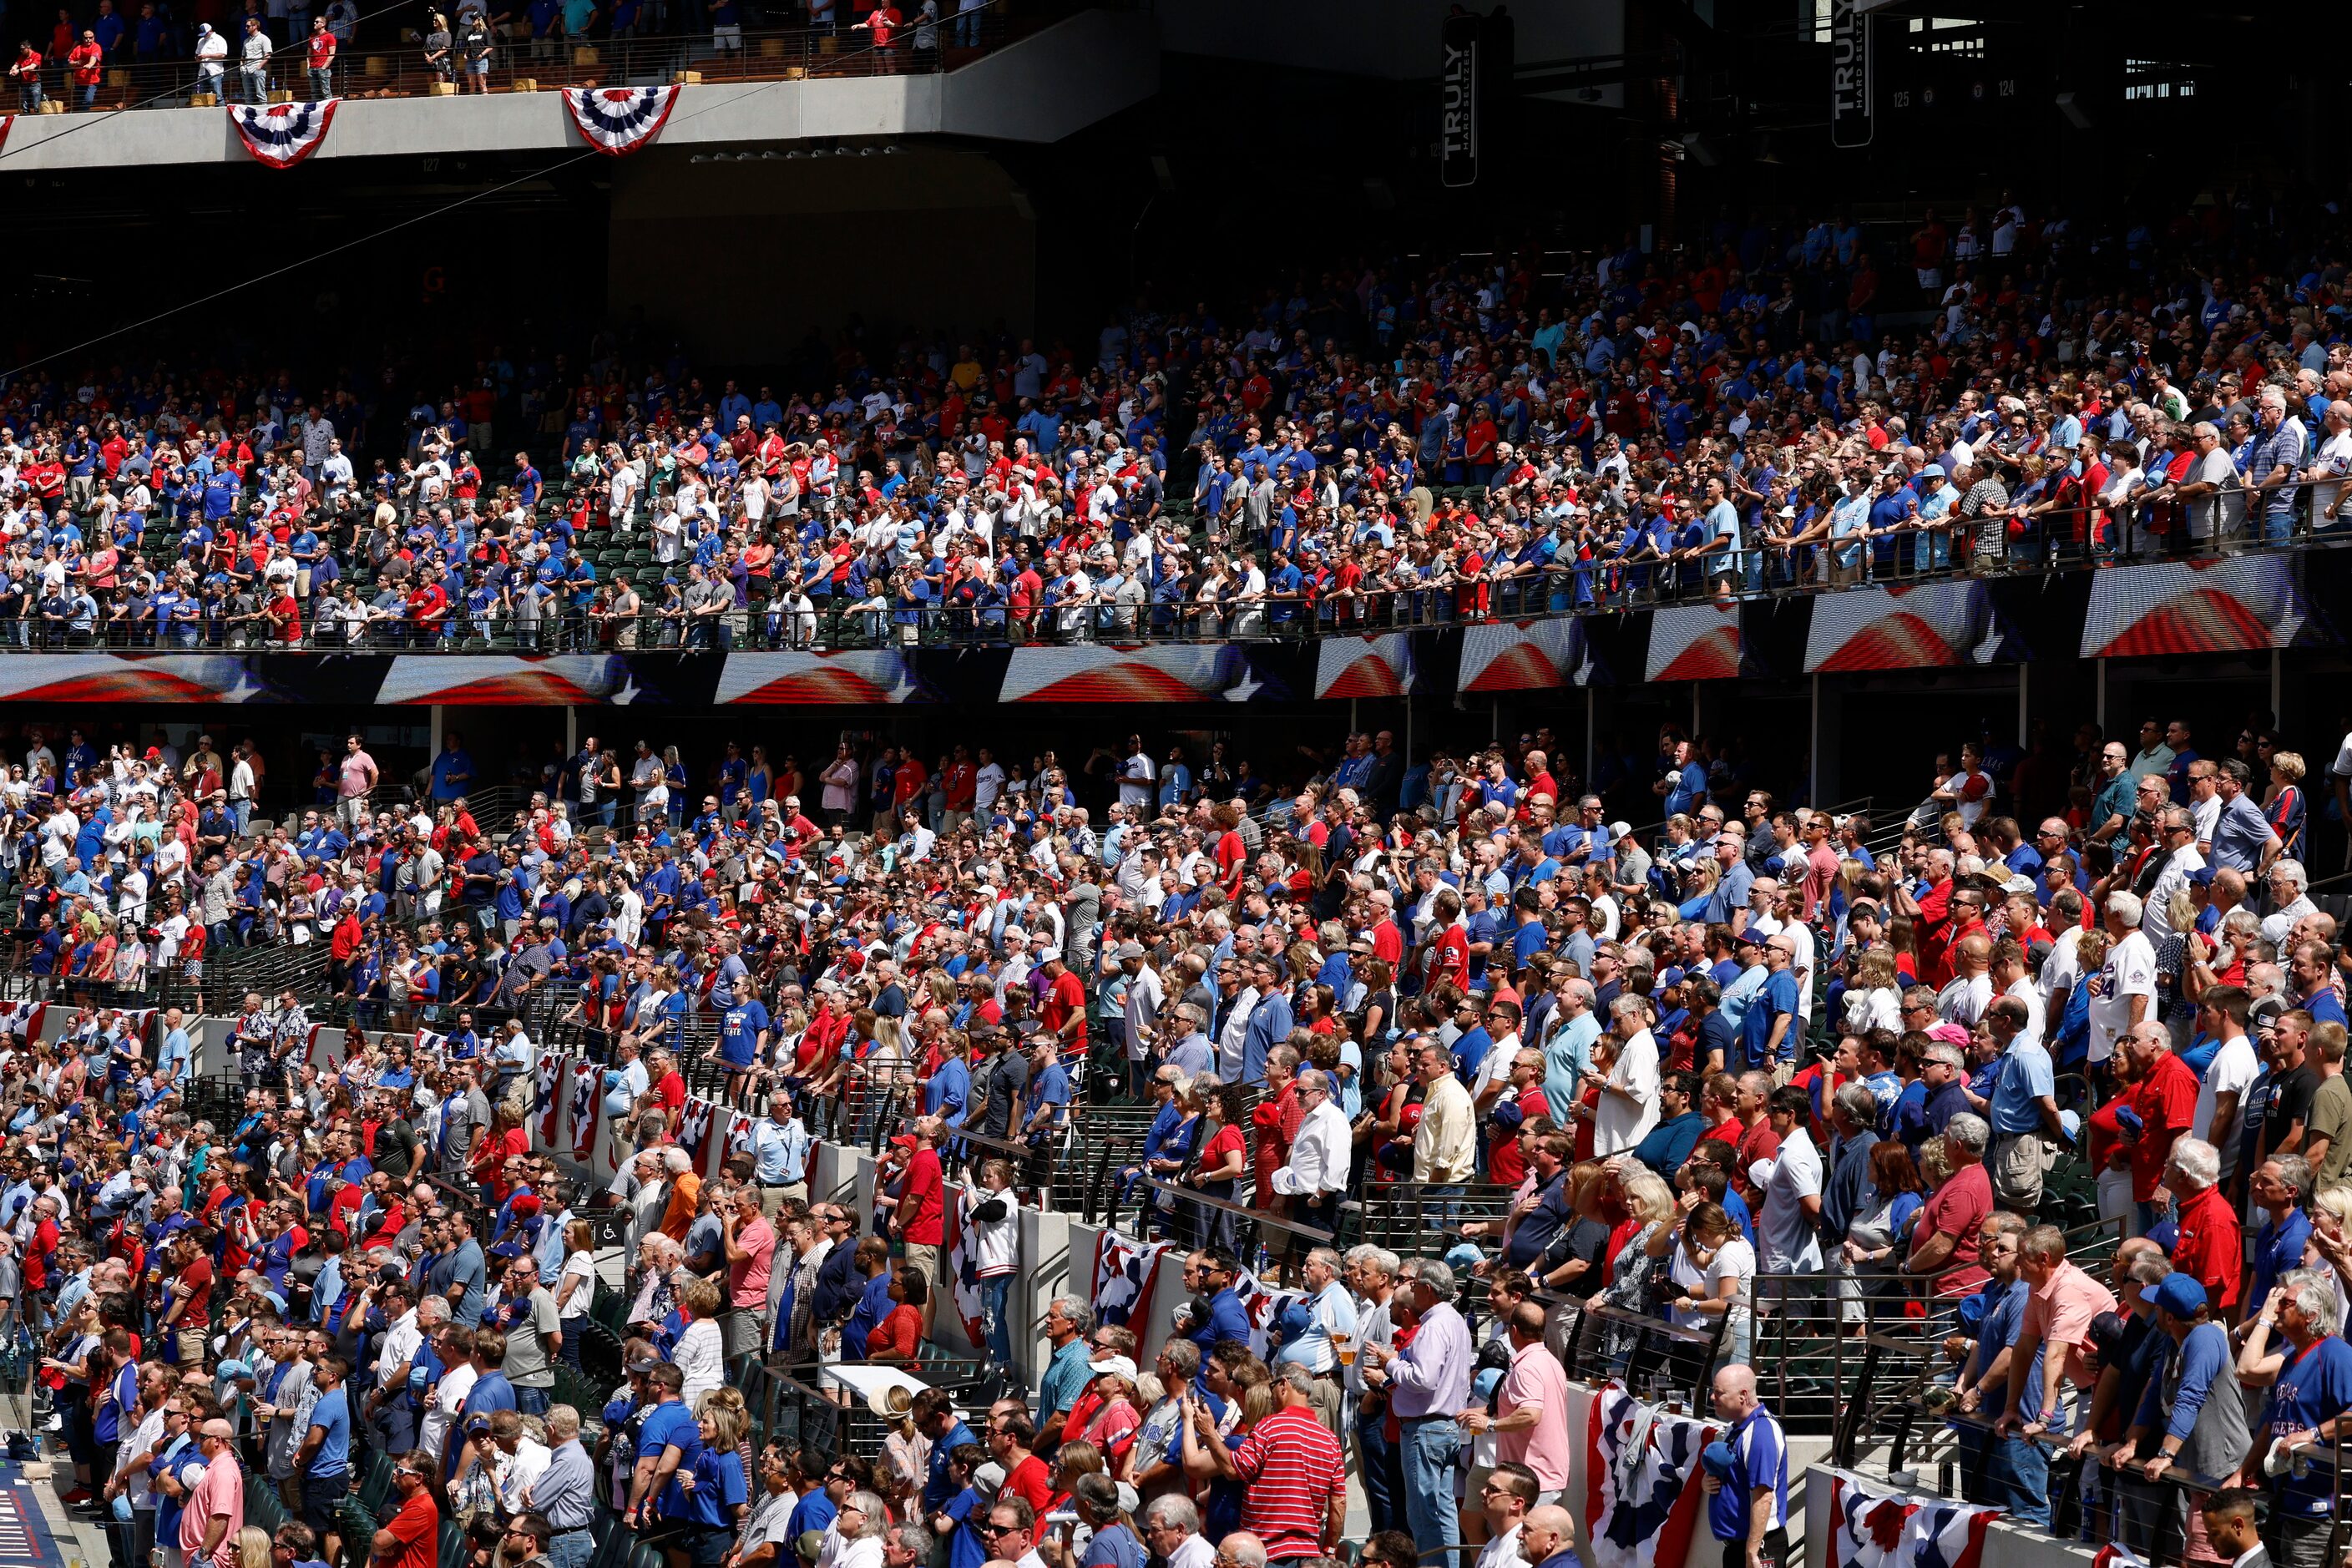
top-left (299, 1468), bottom-right (346, 1535)
top-left (690, 1526), bottom-right (735, 1568)
top-left (1991, 1131), bottom-right (2055, 1211)
top-left (903, 1242), bottom-right (939, 1287)
top-left (176, 1328), bottom-right (208, 1364)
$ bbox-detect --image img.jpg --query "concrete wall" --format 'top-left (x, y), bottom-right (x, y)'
top-left (0, 7), bottom-right (1156, 171)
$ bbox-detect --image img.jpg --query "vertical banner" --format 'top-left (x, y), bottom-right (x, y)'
top-left (1831, 0), bottom-right (1874, 148)
top-left (1440, 10), bottom-right (1480, 188)
top-left (534, 1052), bottom-right (564, 1148)
top-left (569, 1060), bottom-right (603, 1168)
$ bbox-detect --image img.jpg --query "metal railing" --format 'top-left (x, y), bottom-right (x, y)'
top-left (11, 0), bottom-right (1055, 114)
top-left (28, 488), bottom-right (2347, 656)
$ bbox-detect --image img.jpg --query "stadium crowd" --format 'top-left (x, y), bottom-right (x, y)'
top-left (0, 688), bottom-right (2349, 1568)
top-left (6, 195), bottom-right (2352, 1568)
top-left (0, 200), bottom-right (2343, 649)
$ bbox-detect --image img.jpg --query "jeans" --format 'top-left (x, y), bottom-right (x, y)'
top-left (199, 64), bottom-right (222, 97)
top-left (559, 1314), bottom-right (587, 1368)
top-left (1983, 1433), bottom-right (2051, 1530)
top-left (2264, 507), bottom-right (2295, 546)
top-left (549, 1531), bottom-right (594, 1568)
top-left (1356, 1411), bottom-right (1404, 1535)
top-left (1398, 1414), bottom-right (1462, 1551)
top-left (239, 65), bottom-right (266, 102)
top-left (309, 66), bottom-right (331, 96)
top-left (953, 6), bottom-right (979, 43)
top-left (981, 1273), bottom-right (1014, 1373)
top-left (513, 1384), bottom-right (549, 1416)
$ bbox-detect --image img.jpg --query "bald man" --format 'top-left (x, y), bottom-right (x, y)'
top-left (183, 1419), bottom-right (245, 1568)
top-left (1937, 932), bottom-right (1994, 1029)
top-left (1702, 1367), bottom-right (1789, 1568)
top-left (1515, 1505), bottom-right (1578, 1568)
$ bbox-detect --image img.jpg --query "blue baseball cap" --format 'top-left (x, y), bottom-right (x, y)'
top-left (2142, 1274), bottom-right (2207, 1318)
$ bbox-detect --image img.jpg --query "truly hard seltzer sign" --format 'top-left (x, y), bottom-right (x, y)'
top-left (1440, 13), bottom-right (1480, 188)
top-left (1830, 0), bottom-right (1873, 148)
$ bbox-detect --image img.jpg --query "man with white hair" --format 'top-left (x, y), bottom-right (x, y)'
top-left (1270, 1071), bottom-right (1352, 1234)
top-left (1591, 995), bottom-right (1661, 1154)
top-left (1141, 1496), bottom-right (1211, 1568)
top-left (2163, 1136), bottom-right (2243, 1316)
top-left (2263, 860), bottom-right (2318, 948)
top-left (2089, 892), bottom-right (2156, 1068)
top-left (2237, 1269), bottom-right (2352, 1568)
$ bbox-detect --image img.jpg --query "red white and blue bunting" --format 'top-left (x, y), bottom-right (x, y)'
top-left (561, 84), bottom-right (680, 156)
top-left (228, 97), bottom-right (338, 168)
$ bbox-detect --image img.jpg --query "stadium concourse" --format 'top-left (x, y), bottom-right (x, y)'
top-left (10, 202), bottom-right (2352, 1568)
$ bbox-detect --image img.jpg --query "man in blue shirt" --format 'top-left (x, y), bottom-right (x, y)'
top-left (913, 1390), bottom-right (974, 1514)
top-left (1702, 1365), bottom-right (1788, 1568)
top-left (296, 1354), bottom-right (353, 1552)
top-left (625, 1364), bottom-right (704, 1534)
top-left (1739, 939), bottom-right (1801, 1072)
top-left (1183, 1252), bottom-right (1252, 1353)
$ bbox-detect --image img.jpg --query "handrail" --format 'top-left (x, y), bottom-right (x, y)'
top-left (1135, 1174), bottom-right (1338, 1243)
top-left (13, 491), bottom-right (2348, 657)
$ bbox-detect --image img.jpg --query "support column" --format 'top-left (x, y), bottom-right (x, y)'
top-left (2095, 658), bottom-right (2107, 734)
top-left (1585, 686), bottom-right (1597, 791)
top-left (2272, 648), bottom-right (2284, 726)
top-left (429, 704), bottom-right (444, 759)
top-left (2017, 662), bottom-right (2030, 748)
top-left (1810, 675), bottom-right (1844, 805)
top-left (567, 706), bottom-right (579, 760)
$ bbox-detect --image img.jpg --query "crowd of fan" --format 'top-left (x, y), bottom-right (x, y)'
top-left (0, 203), bottom-right (2346, 649)
top-left (3, 693), bottom-right (2352, 1568)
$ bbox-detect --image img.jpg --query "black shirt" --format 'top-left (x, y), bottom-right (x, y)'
top-left (2267, 1061), bottom-right (2320, 1155)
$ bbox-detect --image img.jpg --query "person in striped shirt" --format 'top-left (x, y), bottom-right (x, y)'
top-left (1179, 1366), bottom-right (1344, 1567)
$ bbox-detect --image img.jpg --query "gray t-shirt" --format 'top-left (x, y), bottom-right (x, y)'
top-left (501, 1285), bottom-right (559, 1388)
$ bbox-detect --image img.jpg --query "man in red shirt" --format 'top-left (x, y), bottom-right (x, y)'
top-left (66, 29), bottom-right (100, 106)
top-left (941, 745), bottom-right (978, 830)
top-left (888, 1123), bottom-right (946, 1333)
top-left (1191, 1363), bottom-right (1346, 1562)
top-left (1906, 1114), bottom-right (1994, 1297)
top-left (160, 1231), bottom-right (213, 1363)
top-left (1037, 950), bottom-right (1086, 1053)
top-left (370, 1453), bottom-right (441, 1568)
top-left (2125, 1021), bottom-right (2198, 1216)
top-left (2164, 1135), bottom-right (2242, 1316)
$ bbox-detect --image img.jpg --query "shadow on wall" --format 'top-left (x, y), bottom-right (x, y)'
top-left (606, 147), bottom-right (1037, 362)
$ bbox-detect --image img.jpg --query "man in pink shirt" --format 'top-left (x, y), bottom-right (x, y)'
top-left (1996, 1224), bottom-right (2119, 1439)
top-left (720, 1184), bottom-right (776, 1360)
top-left (1462, 1301), bottom-right (1573, 1502)
top-left (180, 1419), bottom-right (245, 1568)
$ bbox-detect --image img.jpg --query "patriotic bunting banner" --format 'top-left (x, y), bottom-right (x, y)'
top-left (1586, 1383), bottom-right (1719, 1568)
top-left (715, 650), bottom-right (923, 704)
top-left (0, 654), bottom-right (280, 703)
top-left (229, 98), bottom-right (338, 168)
top-left (1828, 1473), bottom-right (2000, 1568)
top-left (1314, 633), bottom-right (1417, 699)
top-left (680, 1095), bottom-right (716, 1171)
top-left (724, 1110), bottom-right (753, 1164)
top-left (1459, 618), bottom-right (1591, 691)
top-left (1647, 604), bottom-right (1744, 681)
top-left (0, 116), bottom-right (13, 156)
top-left (569, 1061), bottom-right (602, 1162)
top-left (0, 1000), bottom-right (50, 1041)
top-left (563, 84), bottom-right (680, 156)
top-left (1231, 1266), bottom-right (1304, 1358)
top-left (2079, 556), bottom-right (2319, 657)
top-left (943, 1179), bottom-right (989, 1349)
top-left (1089, 1230), bottom-right (1171, 1331)
top-left (414, 1028), bottom-right (447, 1058)
top-left (534, 1053), bottom-right (564, 1147)
top-left (377, 654), bottom-right (650, 706)
top-left (1803, 581), bottom-right (2020, 673)
top-left (998, 644), bottom-right (1282, 703)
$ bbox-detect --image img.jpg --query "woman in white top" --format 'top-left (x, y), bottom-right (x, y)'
top-left (1667, 1202), bottom-right (1754, 1368)
top-left (672, 1275), bottom-right (727, 1406)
